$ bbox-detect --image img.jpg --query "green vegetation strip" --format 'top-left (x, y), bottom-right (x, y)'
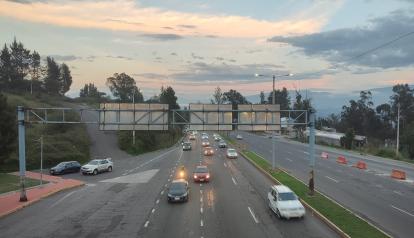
top-left (0, 173), bottom-right (46, 194)
top-left (241, 150), bottom-right (389, 238)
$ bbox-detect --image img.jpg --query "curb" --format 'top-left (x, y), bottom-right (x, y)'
top-left (241, 150), bottom-right (392, 238)
top-left (239, 151), bottom-right (350, 238)
top-left (0, 181), bottom-right (84, 219)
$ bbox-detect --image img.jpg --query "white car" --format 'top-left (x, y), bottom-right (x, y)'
top-left (226, 148), bottom-right (238, 159)
top-left (236, 134), bottom-right (243, 140)
top-left (81, 158), bottom-right (113, 175)
top-left (268, 185), bottom-right (305, 219)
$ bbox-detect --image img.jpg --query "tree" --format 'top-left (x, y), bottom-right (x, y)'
top-left (9, 38), bottom-right (31, 88)
top-left (259, 91), bottom-right (266, 104)
top-left (211, 86), bottom-right (225, 104)
top-left (106, 73), bottom-right (143, 102)
top-left (0, 44), bottom-right (12, 90)
top-left (59, 63), bottom-right (72, 95)
top-left (160, 86), bottom-right (179, 110)
top-left (340, 128), bottom-right (355, 149)
top-left (0, 94), bottom-right (16, 165)
top-left (390, 84), bottom-right (414, 126)
top-left (401, 122), bottom-right (414, 159)
top-left (80, 83), bottom-right (105, 98)
top-left (29, 51), bottom-right (41, 94)
top-left (43, 57), bottom-right (61, 95)
top-left (268, 87), bottom-right (290, 109)
top-left (223, 89), bottom-right (250, 106)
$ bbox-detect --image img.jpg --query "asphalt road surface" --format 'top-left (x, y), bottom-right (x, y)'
top-left (230, 131), bottom-right (414, 238)
top-left (0, 117), bottom-right (336, 238)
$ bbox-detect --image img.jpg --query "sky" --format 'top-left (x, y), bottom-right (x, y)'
top-left (1, 0), bottom-right (414, 104)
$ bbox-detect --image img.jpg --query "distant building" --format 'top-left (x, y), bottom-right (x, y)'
top-left (304, 129), bottom-right (367, 147)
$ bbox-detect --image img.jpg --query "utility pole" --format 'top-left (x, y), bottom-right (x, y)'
top-left (308, 109), bottom-right (316, 195)
top-left (132, 89), bottom-right (136, 145)
top-left (396, 103), bottom-right (400, 157)
top-left (40, 135), bottom-right (43, 186)
top-left (18, 106), bottom-right (27, 202)
top-left (272, 75), bottom-right (276, 170)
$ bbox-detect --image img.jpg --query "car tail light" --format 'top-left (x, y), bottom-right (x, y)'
top-left (194, 175), bottom-right (198, 179)
top-left (206, 174), bottom-right (210, 178)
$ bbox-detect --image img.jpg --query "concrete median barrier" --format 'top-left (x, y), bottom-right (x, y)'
top-left (321, 152), bottom-right (329, 159)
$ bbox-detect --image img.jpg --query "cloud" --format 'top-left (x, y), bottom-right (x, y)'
top-left (169, 62), bottom-right (288, 84)
top-left (170, 52), bottom-right (177, 56)
top-left (177, 24), bottom-right (196, 29)
top-left (47, 54), bottom-right (81, 61)
top-left (139, 33), bottom-right (183, 41)
top-left (0, 0), bottom-right (332, 38)
top-left (215, 57), bottom-right (237, 63)
top-left (191, 53), bottom-right (204, 60)
top-left (268, 9), bottom-right (414, 69)
top-left (106, 55), bottom-right (134, 60)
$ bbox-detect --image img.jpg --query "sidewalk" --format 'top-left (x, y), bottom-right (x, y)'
top-left (0, 171), bottom-right (84, 218)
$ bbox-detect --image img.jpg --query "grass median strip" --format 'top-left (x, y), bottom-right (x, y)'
top-left (0, 173), bottom-right (46, 194)
top-left (241, 150), bottom-right (389, 238)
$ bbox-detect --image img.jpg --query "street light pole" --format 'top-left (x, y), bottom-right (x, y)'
top-left (40, 135), bottom-right (43, 186)
top-left (396, 103), bottom-right (400, 157)
top-left (17, 106), bottom-right (27, 202)
top-left (132, 89), bottom-right (136, 145)
top-left (272, 75), bottom-right (276, 170)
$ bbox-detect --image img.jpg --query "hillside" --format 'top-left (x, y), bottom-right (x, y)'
top-left (1, 92), bottom-right (90, 172)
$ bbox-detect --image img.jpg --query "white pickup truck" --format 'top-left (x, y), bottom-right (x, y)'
top-left (81, 158), bottom-right (113, 175)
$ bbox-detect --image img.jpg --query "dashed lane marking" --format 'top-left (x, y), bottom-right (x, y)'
top-left (144, 221), bottom-right (149, 228)
top-left (325, 176), bottom-right (339, 183)
top-left (232, 177), bottom-right (237, 186)
top-left (391, 205), bottom-right (414, 217)
top-left (248, 207), bottom-right (259, 224)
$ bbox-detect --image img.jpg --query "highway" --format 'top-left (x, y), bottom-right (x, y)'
top-left (0, 114), bottom-right (336, 238)
top-left (230, 131), bottom-right (414, 238)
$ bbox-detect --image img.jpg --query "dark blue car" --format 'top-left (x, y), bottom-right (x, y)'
top-left (50, 161), bottom-right (81, 175)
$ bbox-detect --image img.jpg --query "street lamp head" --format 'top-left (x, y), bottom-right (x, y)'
top-left (254, 73), bottom-right (263, 77)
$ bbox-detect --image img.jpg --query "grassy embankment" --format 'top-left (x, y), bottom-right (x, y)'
top-left (0, 173), bottom-right (45, 194)
top-left (1, 92), bottom-right (90, 172)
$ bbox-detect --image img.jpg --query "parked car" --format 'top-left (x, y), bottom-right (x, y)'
top-left (201, 140), bottom-right (210, 147)
top-left (226, 148), bottom-right (238, 158)
top-left (214, 136), bottom-right (221, 141)
top-left (49, 161), bottom-right (81, 175)
top-left (167, 179), bottom-right (189, 202)
top-left (182, 142), bottom-right (192, 151)
top-left (236, 134), bottom-right (243, 140)
top-left (81, 158), bottom-right (113, 175)
top-left (218, 140), bottom-right (227, 148)
top-left (193, 165), bottom-right (210, 182)
top-left (267, 185), bottom-right (305, 219)
top-left (204, 146), bottom-right (214, 156)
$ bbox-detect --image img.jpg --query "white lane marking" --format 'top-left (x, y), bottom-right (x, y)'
top-left (200, 220), bottom-right (204, 227)
top-left (130, 147), bottom-right (179, 173)
top-left (50, 190), bottom-right (77, 208)
top-left (200, 207), bottom-right (203, 213)
top-left (156, 199), bottom-right (160, 204)
top-left (200, 197), bottom-right (203, 203)
top-left (287, 151), bottom-right (292, 155)
top-left (161, 190), bottom-right (164, 195)
top-left (200, 190), bottom-right (203, 194)
top-left (151, 208), bottom-right (155, 213)
top-left (391, 205), bottom-right (414, 217)
top-left (325, 176), bottom-right (339, 183)
top-left (248, 207), bottom-right (259, 223)
top-left (144, 221), bottom-right (149, 228)
top-left (231, 177), bottom-right (237, 185)
top-left (101, 169), bottom-right (159, 184)
top-left (286, 158), bottom-right (293, 162)
top-left (224, 162), bottom-right (227, 167)
top-left (165, 184), bottom-right (168, 187)
top-left (393, 190), bottom-right (403, 196)
top-left (304, 151), bottom-right (309, 155)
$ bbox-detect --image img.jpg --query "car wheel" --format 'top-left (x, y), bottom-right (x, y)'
top-left (107, 166), bottom-right (112, 172)
top-left (93, 169), bottom-right (98, 175)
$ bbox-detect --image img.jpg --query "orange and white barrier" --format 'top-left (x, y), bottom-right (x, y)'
top-left (353, 161), bottom-right (367, 170)
top-left (391, 169), bottom-right (406, 180)
top-left (320, 152), bottom-right (329, 159)
top-left (336, 156), bottom-right (347, 164)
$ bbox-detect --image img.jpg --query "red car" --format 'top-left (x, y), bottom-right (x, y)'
top-left (193, 165), bottom-right (210, 182)
top-left (204, 146), bottom-right (214, 156)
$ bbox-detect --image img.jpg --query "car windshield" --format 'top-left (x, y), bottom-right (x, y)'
top-left (56, 162), bottom-right (67, 168)
top-left (88, 160), bottom-right (99, 165)
top-left (184, 142), bottom-right (191, 146)
top-left (169, 182), bottom-right (186, 193)
top-left (228, 149), bottom-right (236, 153)
top-left (195, 167), bottom-right (208, 173)
top-left (279, 192), bottom-right (297, 201)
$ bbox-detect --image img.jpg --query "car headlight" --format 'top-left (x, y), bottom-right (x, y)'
top-left (194, 175), bottom-right (198, 179)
